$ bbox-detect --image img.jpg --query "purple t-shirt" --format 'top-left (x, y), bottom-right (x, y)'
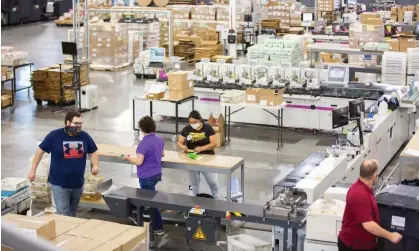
top-left (136, 133), bottom-right (165, 179)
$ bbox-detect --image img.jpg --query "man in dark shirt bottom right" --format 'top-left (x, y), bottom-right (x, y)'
top-left (338, 159), bottom-right (402, 251)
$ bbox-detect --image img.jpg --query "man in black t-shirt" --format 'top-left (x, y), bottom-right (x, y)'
top-left (178, 110), bottom-right (219, 198)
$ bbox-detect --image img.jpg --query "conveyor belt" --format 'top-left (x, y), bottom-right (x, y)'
top-left (104, 187), bottom-right (304, 228)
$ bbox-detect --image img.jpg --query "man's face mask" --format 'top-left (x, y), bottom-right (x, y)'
top-left (66, 122), bottom-right (83, 136)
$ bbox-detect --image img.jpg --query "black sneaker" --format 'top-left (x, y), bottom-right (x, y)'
top-left (154, 230), bottom-right (164, 236)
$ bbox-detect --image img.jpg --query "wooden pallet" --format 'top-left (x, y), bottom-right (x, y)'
top-left (35, 99), bottom-right (75, 106)
top-left (90, 64), bottom-right (131, 72)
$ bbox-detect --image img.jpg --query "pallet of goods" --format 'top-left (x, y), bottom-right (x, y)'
top-left (89, 22), bottom-right (131, 71)
top-left (31, 64), bottom-right (88, 105)
top-left (1, 214), bottom-right (149, 251)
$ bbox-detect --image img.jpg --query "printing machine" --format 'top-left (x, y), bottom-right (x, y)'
top-left (1, 0), bottom-right (46, 25)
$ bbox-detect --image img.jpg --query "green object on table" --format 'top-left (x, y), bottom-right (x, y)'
top-left (120, 154), bottom-right (125, 158)
top-left (188, 151), bottom-right (200, 160)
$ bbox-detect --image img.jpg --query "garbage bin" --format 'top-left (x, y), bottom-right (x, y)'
top-left (376, 185), bottom-right (419, 251)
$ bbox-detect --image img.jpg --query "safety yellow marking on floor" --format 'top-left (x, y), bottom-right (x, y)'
top-left (193, 226), bottom-right (207, 240)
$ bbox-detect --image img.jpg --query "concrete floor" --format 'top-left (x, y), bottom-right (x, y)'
top-left (1, 22), bottom-right (417, 250)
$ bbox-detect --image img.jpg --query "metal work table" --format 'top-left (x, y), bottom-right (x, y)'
top-left (2, 62), bottom-right (34, 94)
top-left (96, 144), bottom-right (245, 203)
top-left (221, 102), bottom-right (287, 150)
top-left (132, 95), bottom-right (197, 141)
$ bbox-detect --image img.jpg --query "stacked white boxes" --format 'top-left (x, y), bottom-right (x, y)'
top-left (248, 36), bottom-right (303, 67)
top-left (29, 154), bottom-right (52, 204)
top-left (237, 64), bottom-right (255, 85)
top-left (219, 64), bottom-right (237, 84)
top-left (126, 19), bottom-right (160, 50)
top-left (382, 51), bottom-right (408, 86)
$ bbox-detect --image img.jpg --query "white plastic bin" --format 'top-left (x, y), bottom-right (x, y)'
top-left (227, 234), bottom-right (271, 251)
top-left (1, 178), bottom-right (28, 192)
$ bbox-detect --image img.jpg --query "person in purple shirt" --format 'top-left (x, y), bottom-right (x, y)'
top-left (122, 116), bottom-right (165, 235)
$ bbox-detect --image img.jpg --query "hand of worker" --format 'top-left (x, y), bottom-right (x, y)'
top-left (388, 232), bottom-right (402, 244)
top-left (91, 166), bottom-right (100, 176)
top-left (194, 147), bottom-right (203, 153)
top-left (180, 145), bottom-right (189, 153)
top-left (121, 155), bottom-right (131, 161)
top-left (28, 169), bottom-right (36, 182)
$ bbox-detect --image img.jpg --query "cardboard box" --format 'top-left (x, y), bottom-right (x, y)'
top-left (245, 88), bottom-right (261, 104)
top-left (96, 241), bottom-right (122, 251)
top-left (66, 219), bottom-right (105, 237)
top-left (51, 235), bottom-right (90, 251)
top-left (83, 222), bottom-right (130, 241)
top-left (168, 87), bottom-right (194, 100)
top-left (259, 88), bottom-right (285, 106)
top-left (1, 95), bottom-right (12, 108)
top-left (2, 214), bottom-right (56, 240)
top-left (360, 12), bottom-right (381, 24)
top-left (398, 7), bottom-right (405, 22)
top-left (108, 226), bottom-right (148, 251)
top-left (386, 39), bottom-right (400, 51)
top-left (44, 213), bottom-right (88, 225)
top-left (55, 221), bottom-right (83, 236)
top-left (366, 18), bottom-right (383, 25)
top-left (399, 36), bottom-right (417, 52)
top-left (72, 239), bottom-right (105, 251)
top-left (168, 71), bottom-right (193, 91)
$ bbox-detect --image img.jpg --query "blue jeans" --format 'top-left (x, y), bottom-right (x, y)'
top-left (50, 184), bottom-right (82, 217)
top-left (139, 174), bottom-right (163, 231)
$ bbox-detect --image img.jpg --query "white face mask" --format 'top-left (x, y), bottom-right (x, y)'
top-left (190, 123), bottom-right (201, 130)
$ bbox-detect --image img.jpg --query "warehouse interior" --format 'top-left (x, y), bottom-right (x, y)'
top-left (1, 0), bottom-right (419, 251)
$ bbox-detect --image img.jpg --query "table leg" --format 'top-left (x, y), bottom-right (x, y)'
top-left (224, 106), bottom-right (228, 144)
top-left (281, 109), bottom-right (284, 148)
top-left (228, 106), bottom-right (231, 141)
top-left (149, 100), bottom-right (153, 117)
top-left (132, 99), bottom-right (136, 131)
top-left (175, 103), bottom-right (179, 135)
top-left (192, 98), bottom-right (195, 111)
top-left (277, 109), bottom-right (280, 150)
top-left (227, 173), bottom-right (232, 202)
top-left (291, 228), bottom-right (297, 251)
top-left (241, 164), bottom-right (245, 203)
top-left (283, 226), bottom-right (288, 251)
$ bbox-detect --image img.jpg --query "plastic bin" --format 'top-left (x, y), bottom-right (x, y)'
top-left (376, 185), bottom-right (419, 251)
top-left (1, 178), bottom-right (28, 192)
top-left (227, 234), bottom-right (271, 251)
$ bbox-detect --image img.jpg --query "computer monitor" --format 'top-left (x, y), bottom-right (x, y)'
top-left (149, 48), bottom-right (165, 63)
top-left (327, 65), bottom-right (349, 86)
top-left (61, 42), bottom-right (78, 56)
top-left (332, 106), bottom-right (349, 129)
top-left (301, 13), bottom-right (314, 22)
top-left (349, 98), bottom-right (365, 118)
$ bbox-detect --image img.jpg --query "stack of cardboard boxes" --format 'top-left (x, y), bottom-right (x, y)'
top-left (1, 66), bottom-right (12, 108)
top-left (126, 19), bottom-right (160, 51)
top-left (348, 13), bottom-right (384, 66)
top-left (89, 23), bottom-right (130, 70)
top-left (2, 214), bottom-right (149, 251)
top-left (390, 5), bottom-right (418, 22)
top-left (191, 6), bottom-right (216, 21)
top-left (245, 88), bottom-right (285, 107)
top-left (167, 71), bottom-right (194, 100)
top-left (316, 0), bottom-right (339, 22)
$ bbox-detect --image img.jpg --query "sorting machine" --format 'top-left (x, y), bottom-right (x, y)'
top-left (104, 152), bottom-right (351, 251)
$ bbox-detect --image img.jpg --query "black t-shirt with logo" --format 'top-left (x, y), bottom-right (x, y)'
top-left (181, 123), bottom-right (216, 155)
